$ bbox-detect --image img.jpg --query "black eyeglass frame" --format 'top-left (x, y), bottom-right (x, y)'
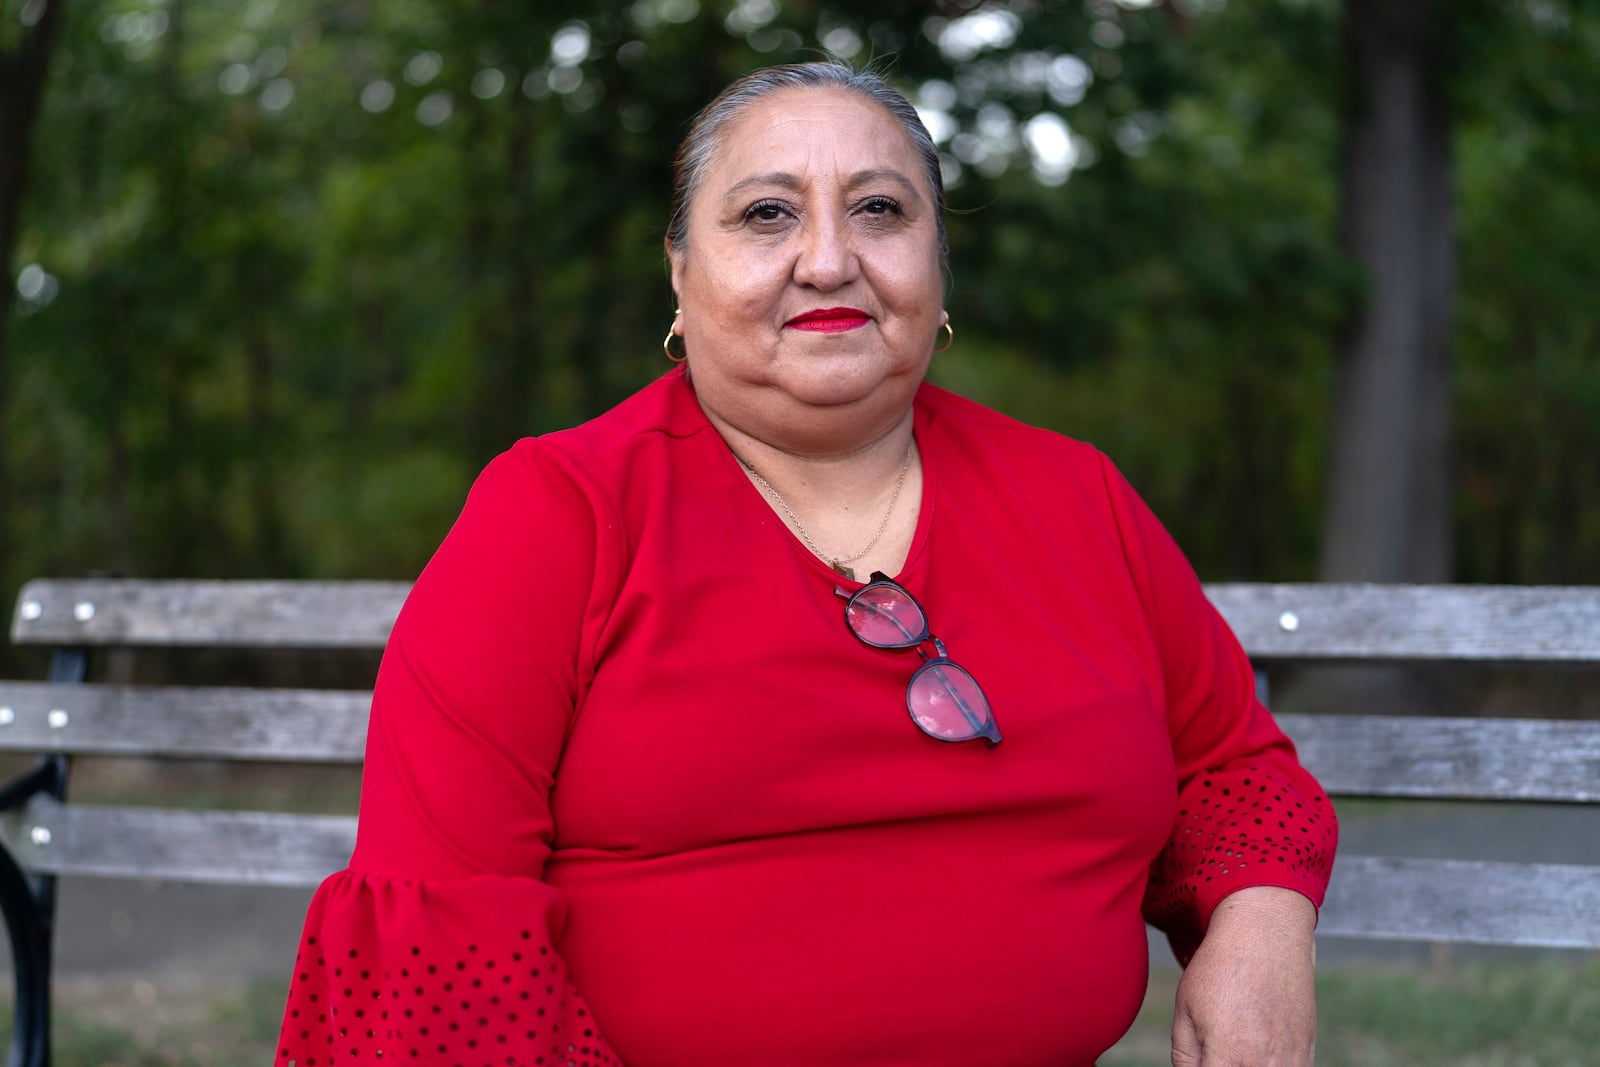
top-left (835, 571), bottom-right (1002, 748)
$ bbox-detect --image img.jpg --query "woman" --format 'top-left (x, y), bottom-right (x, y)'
top-left (277, 62), bottom-right (1335, 1067)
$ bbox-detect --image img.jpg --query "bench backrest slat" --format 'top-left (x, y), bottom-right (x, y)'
top-left (4, 798), bottom-right (1596, 947)
top-left (7, 683), bottom-right (1600, 806)
top-left (1207, 582), bottom-right (1600, 662)
top-left (15, 579), bottom-right (1600, 662)
top-left (1278, 713), bottom-right (1600, 803)
top-left (10, 579), bottom-right (407, 649)
top-left (1321, 855), bottom-right (1600, 948)
top-left (0, 682), bottom-right (368, 762)
top-left (0, 796), bottom-right (355, 888)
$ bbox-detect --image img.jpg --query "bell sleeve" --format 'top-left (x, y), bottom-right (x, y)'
top-left (276, 439), bottom-right (624, 1067)
top-left (1095, 453), bottom-right (1339, 966)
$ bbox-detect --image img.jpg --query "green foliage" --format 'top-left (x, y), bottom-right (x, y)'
top-left (3, 0), bottom-right (1599, 635)
top-left (1452, 0), bottom-right (1600, 583)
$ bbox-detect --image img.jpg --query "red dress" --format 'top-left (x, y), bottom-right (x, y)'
top-left (276, 368), bottom-right (1336, 1067)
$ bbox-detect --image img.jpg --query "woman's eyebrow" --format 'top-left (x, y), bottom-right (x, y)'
top-left (721, 168), bottom-right (924, 201)
top-left (722, 172), bottom-right (805, 201)
top-left (843, 168), bottom-right (922, 199)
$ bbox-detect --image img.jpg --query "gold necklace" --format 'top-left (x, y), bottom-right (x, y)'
top-left (739, 441), bottom-right (914, 581)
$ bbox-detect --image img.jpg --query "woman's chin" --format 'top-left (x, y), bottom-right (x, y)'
top-left (690, 354), bottom-right (925, 450)
top-left (769, 357), bottom-right (921, 410)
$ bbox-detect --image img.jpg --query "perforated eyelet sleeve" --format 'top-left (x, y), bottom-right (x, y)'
top-left (278, 874), bottom-right (620, 1066)
top-left (1094, 449), bottom-right (1339, 964)
top-left (276, 440), bottom-right (625, 1064)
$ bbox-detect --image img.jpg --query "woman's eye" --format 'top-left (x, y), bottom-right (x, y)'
top-left (744, 201), bottom-right (788, 223)
top-left (861, 197), bottom-right (902, 217)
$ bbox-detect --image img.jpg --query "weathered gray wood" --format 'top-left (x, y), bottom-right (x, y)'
top-left (7, 576), bottom-right (1600, 950)
top-left (6, 794), bottom-right (1595, 947)
top-left (0, 796), bottom-right (354, 889)
top-left (10, 681), bottom-right (1600, 802)
top-left (1278, 713), bottom-right (1600, 803)
top-left (10, 579), bottom-right (408, 649)
top-left (1320, 854), bottom-right (1600, 948)
top-left (14, 579), bottom-right (1600, 661)
top-left (0, 682), bottom-right (368, 762)
top-left (1206, 582), bottom-right (1600, 663)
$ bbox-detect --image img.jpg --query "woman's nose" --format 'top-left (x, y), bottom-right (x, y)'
top-left (791, 214), bottom-right (859, 290)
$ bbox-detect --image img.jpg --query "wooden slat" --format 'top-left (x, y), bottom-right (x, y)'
top-left (1278, 713), bottom-right (1600, 802)
top-left (8, 680), bottom-right (1599, 801)
top-left (1207, 582), bottom-right (1600, 663)
top-left (10, 579), bottom-right (408, 649)
top-left (0, 796), bottom-right (354, 889)
top-left (7, 576), bottom-right (1600, 951)
top-left (3, 796), bottom-right (1596, 949)
top-left (12, 579), bottom-right (1600, 660)
top-left (1319, 854), bottom-right (1600, 947)
top-left (0, 682), bottom-right (369, 762)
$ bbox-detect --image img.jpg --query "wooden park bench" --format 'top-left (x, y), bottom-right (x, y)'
top-left (2, 577), bottom-right (1599, 1065)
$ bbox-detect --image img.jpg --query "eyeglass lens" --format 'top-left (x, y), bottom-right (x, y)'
top-left (844, 583), bottom-right (928, 648)
top-left (843, 576), bottom-right (1000, 747)
top-left (908, 659), bottom-right (995, 743)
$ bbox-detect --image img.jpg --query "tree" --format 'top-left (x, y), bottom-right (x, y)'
top-left (0, 0), bottom-right (68, 568)
top-left (1320, 0), bottom-right (1455, 584)
top-left (4, 0), bottom-right (1600, 668)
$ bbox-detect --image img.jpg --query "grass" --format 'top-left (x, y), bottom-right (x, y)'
top-left (0, 977), bottom-right (284, 1067)
top-left (1315, 960), bottom-right (1600, 1066)
top-left (3, 959), bottom-right (1597, 1065)
top-left (1105, 959), bottom-right (1600, 1067)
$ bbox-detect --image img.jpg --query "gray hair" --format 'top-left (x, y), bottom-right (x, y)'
top-left (666, 61), bottom-right (948, 268)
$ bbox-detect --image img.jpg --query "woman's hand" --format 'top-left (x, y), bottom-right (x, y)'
top-left (1170, 886), bottom-right (1318, 1066)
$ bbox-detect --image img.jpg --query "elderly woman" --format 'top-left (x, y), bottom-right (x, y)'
top-left (277, 62), bottom-right (1335, 1067)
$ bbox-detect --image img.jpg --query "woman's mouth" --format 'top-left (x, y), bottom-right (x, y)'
top-left (785, 307), bottom-right (871, 333)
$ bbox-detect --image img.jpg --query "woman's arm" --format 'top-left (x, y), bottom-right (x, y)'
top-left (276, 440), bottom-right (625, 1066)
top-left (1094, 452), bottom-right (1334, 1063)
top-left (1171, 886), bottom-right (1318, 1067)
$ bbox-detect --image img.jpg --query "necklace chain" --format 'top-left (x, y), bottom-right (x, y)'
top-left (740, 441), bottom-right (914, 577)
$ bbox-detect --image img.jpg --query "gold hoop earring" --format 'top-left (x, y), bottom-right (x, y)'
top-left (935, 320), bottom-right (954, 353)
top-left (663, 309), bottom-right (686, 363)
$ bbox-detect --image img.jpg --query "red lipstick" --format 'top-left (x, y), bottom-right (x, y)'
top-left (786, 307), bottom-right (871, 333)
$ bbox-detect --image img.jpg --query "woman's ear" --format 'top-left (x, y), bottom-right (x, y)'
top-left (665, 237), bottom-right (685, 303)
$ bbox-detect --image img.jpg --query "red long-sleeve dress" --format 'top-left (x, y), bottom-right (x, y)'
top-left (276, 367), bottom-right (1336, 1067)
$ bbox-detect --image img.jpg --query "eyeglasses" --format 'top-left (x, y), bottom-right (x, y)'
top-left (834, 572), bottom-right (1002, 748)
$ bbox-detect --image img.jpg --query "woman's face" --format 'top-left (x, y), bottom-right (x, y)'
top-left (669, 86), bottom-right (945, 454)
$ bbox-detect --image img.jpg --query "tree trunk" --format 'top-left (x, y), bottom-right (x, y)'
top-left (0, 0), bottom-right (69, 578)
top-left (1322, 0), bottom-right (1455, 584)
top-left (1294, 0), bottom-right (1457, 717)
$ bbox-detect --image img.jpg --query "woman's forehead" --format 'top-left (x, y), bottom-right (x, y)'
top-left (703, 87), bottom-right (927, 196)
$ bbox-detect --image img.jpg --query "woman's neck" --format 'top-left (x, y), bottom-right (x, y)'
top-left (711, 409), bottom-right (923, 580)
